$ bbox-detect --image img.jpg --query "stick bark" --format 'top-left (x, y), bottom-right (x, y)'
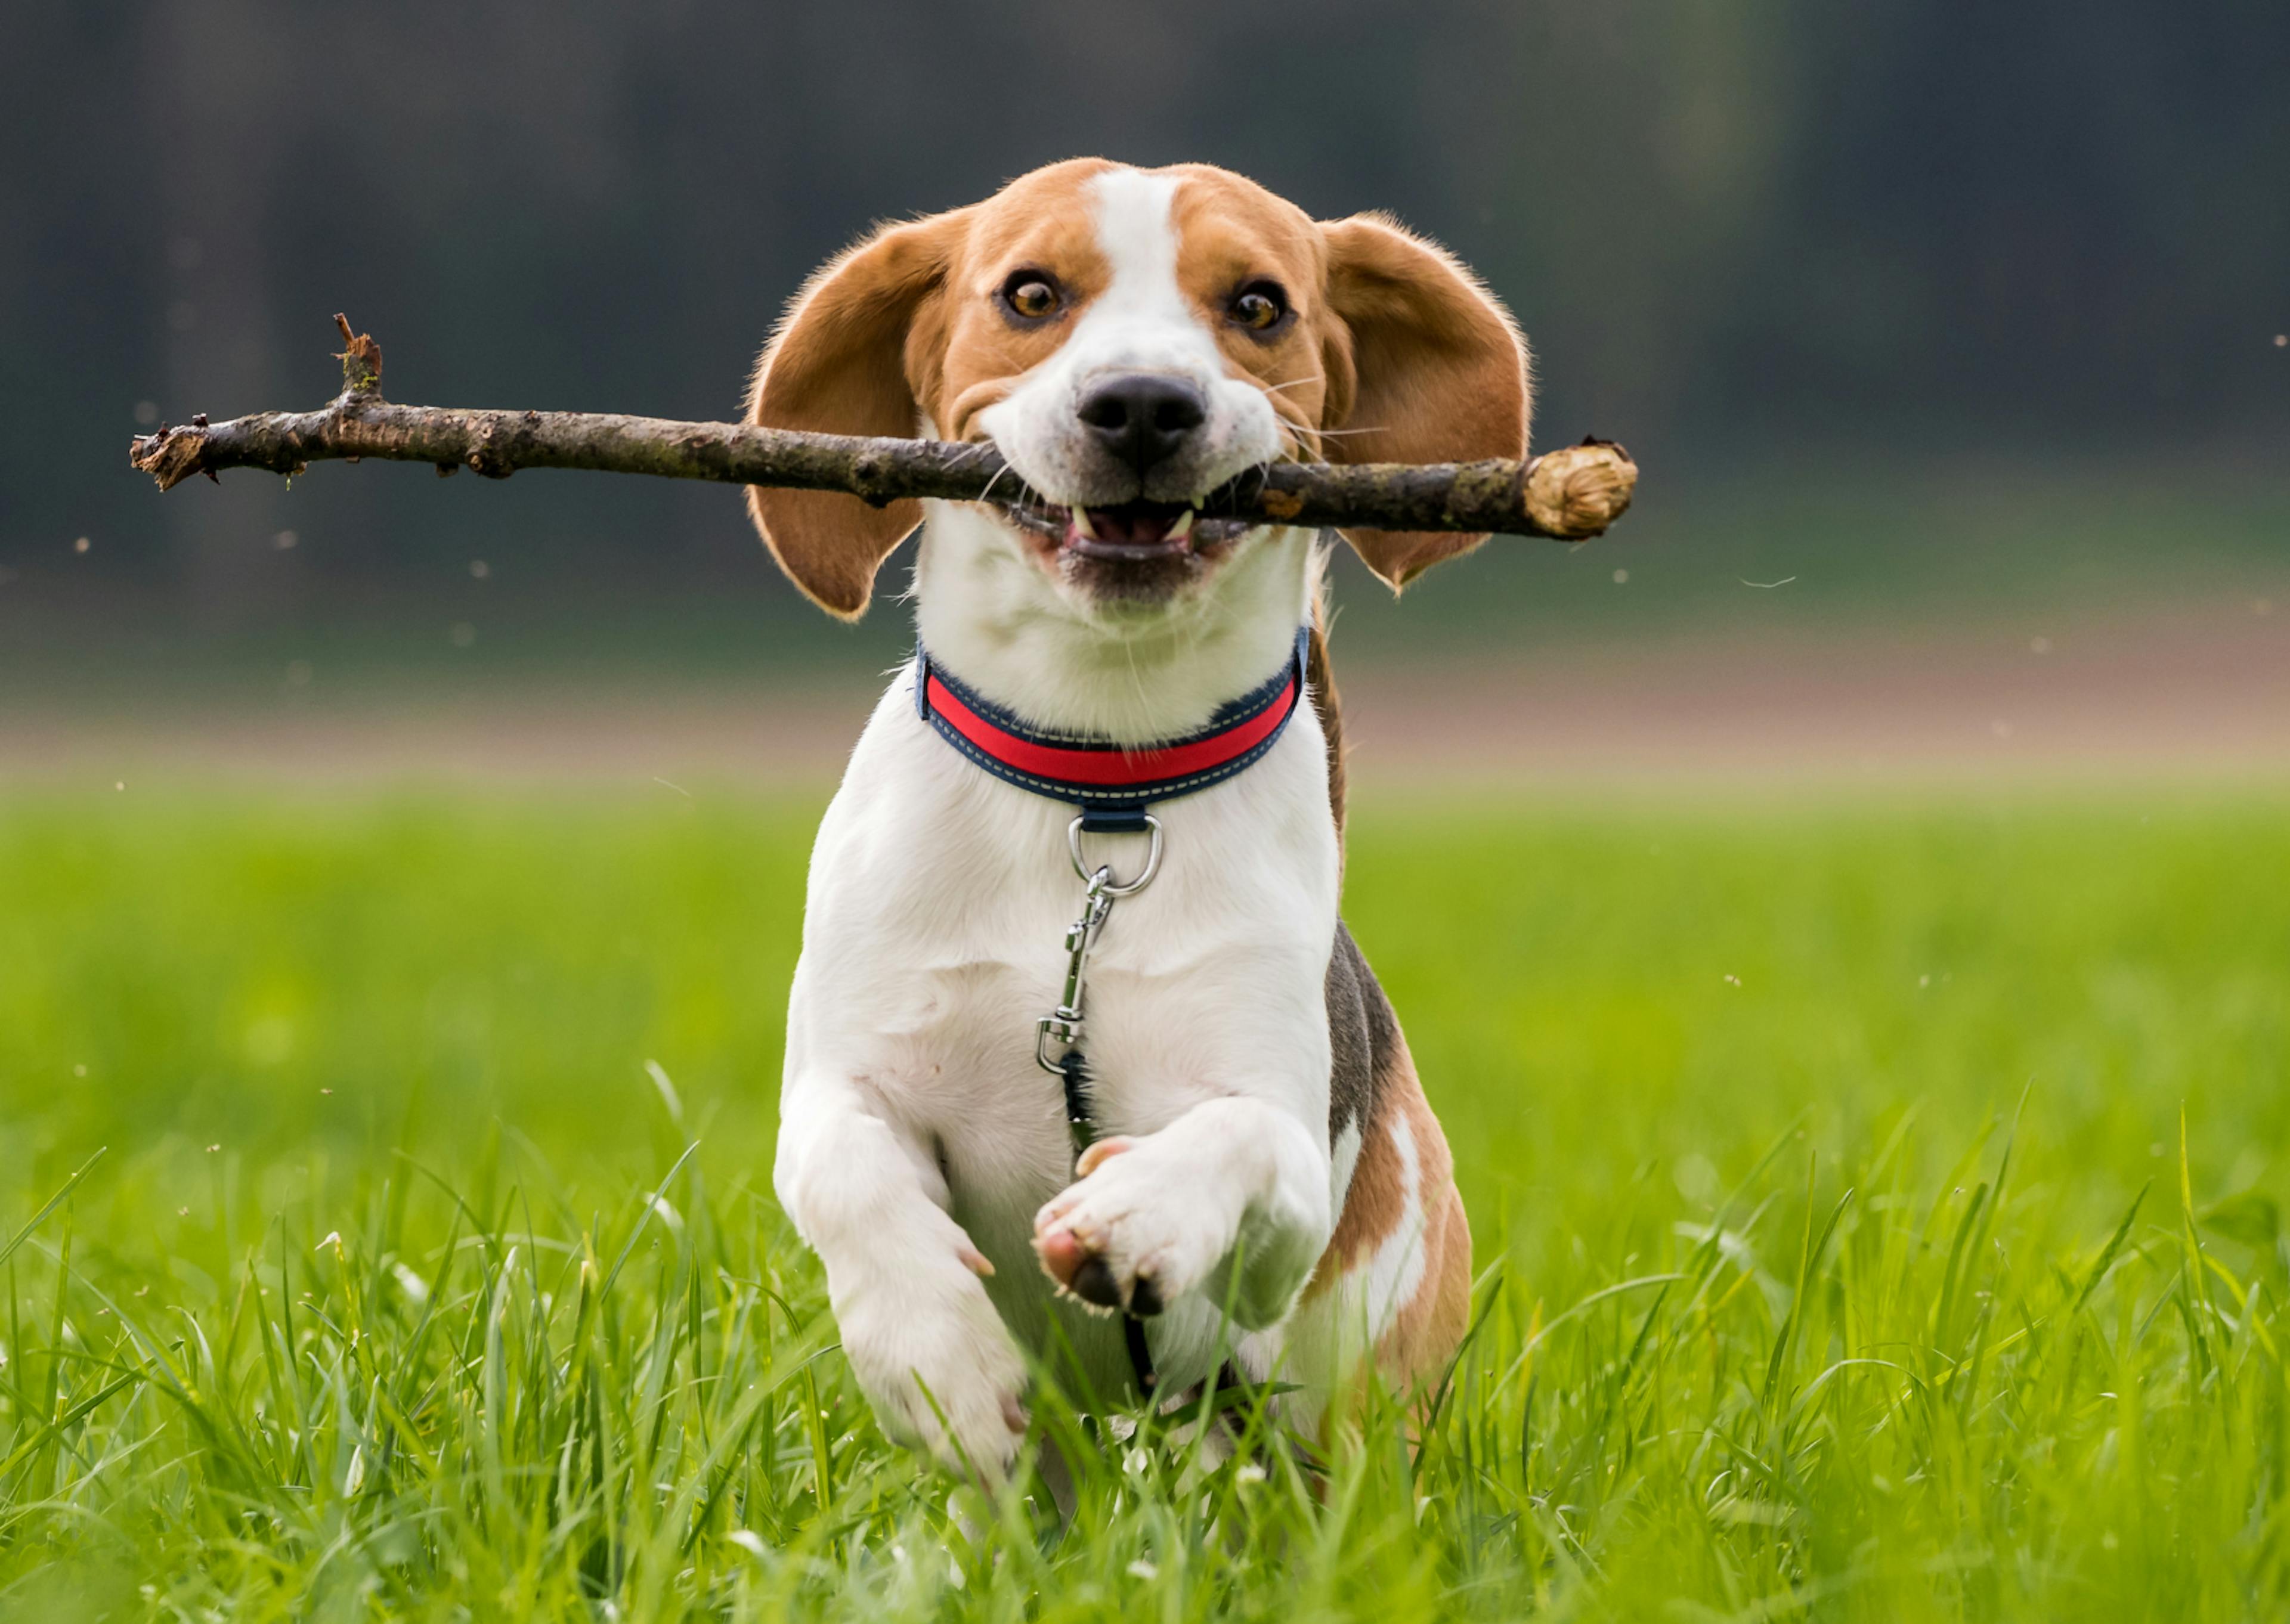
top-left (128, 317), bottom-right (1637, 540)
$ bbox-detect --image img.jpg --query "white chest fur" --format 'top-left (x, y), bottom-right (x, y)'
top-left (773, 507), bottom-right (1344, 1457)
top-left (782, 650), bottom-right (1339, 1391)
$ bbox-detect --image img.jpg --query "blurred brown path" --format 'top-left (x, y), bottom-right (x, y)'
top-left (1342, 603), bottom-right (2288, 784)
top-left (7, 604), bottom-right (2284, 790)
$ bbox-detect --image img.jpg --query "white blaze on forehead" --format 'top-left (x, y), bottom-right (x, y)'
top-left (1090, 168), bottom-right (1183, 306)
top-left (1079, 168), bottom-right (1217, 367)
top-left (970, 163), bottom-right (1283, 509)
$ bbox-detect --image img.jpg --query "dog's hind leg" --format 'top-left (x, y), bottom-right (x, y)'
top-left (1292, 928), bottom-right (1474, 1436)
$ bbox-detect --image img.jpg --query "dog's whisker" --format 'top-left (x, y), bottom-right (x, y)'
top-left (975, 461), bottom-right (1017, 505)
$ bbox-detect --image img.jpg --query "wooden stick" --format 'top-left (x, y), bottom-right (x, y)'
top-left (128, 315), bottom-right (1638, 540)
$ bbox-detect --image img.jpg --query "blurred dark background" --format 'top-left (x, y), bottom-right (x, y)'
top-left (3, 0), bottom-right (2285, 759)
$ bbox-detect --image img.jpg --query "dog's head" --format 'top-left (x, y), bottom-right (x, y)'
top-left (744, 159), bottom-right (1530, 619)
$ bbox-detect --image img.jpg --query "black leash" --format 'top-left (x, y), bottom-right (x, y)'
top-left (1051, 1045), bottom-right (1161, 1396)
top-left (1032, 822), bottom-right (1164, 1399)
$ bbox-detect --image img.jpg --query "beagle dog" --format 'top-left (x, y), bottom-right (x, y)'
top-left (747, 159), bottom-right (1528, 1482)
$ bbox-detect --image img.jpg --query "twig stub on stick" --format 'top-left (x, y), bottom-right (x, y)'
top-left (332, 313), bottom-right (382, 398)
top-left (128, 317), bottom-right (1638, 540)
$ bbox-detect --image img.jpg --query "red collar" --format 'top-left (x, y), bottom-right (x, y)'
top-left (914, 630), bottom-right (1308, 832)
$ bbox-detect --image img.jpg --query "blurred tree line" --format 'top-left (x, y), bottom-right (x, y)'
top-left (2, 0), bottom-right (2283, 627)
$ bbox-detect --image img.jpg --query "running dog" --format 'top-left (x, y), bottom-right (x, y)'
top-left (747, 158), bottom-right (1527, 1480)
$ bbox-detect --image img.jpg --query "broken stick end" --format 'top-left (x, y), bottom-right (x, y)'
top-left (127, 425), bottom-right (209, 492)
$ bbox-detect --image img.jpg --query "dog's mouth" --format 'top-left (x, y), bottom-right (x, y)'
top-left (1004, 500), bottom-right (1251, 559)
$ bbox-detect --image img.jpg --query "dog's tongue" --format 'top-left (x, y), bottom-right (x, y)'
top-left (1070, 501), bottom-right (1190, 557)
top-left (1090, 504), bottom-right (1178, 546)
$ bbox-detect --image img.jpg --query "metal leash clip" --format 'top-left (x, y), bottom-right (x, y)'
top-left (1035, 816), bottom-right (1163, 1108)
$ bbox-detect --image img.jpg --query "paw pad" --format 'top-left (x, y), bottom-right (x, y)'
top-left (1069, 1253), bottom-right (1124, 1310)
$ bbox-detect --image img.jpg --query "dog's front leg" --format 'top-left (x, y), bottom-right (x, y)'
top-left (775, 1070), bottom-right (1028, 1482)
top-left (1030, 1095), bottom-right (1331, 1329)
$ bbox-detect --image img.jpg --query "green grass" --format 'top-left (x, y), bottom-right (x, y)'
top-left (2, 785), bottom-right (2287, 1620)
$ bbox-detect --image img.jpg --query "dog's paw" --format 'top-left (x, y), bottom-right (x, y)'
top-left (833, 1259), bottom-right (1028, 1484)
top-left (1032, 1135), bottom-right (1242, 1316)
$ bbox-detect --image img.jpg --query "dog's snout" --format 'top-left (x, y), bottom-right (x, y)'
top-left (1076, 373), bottom-right (1208, 474)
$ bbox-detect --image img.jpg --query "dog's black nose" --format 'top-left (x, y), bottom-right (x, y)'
top-left (1076, 373), bottom-right (1207, 474)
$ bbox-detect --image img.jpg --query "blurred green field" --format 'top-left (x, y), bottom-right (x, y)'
top-left (14, 457), bottom-right (2286, 711)
top-left (2, 786), bottom-right (2288, 1620)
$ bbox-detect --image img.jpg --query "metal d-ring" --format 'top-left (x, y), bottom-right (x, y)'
top-left (1067, 814), bottom-right (1163, 897)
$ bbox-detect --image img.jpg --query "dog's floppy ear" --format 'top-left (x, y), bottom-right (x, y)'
top-left (744, 210), bottom-right (970, 616)
top-left (1317, 215), bottom-right (1531, 589)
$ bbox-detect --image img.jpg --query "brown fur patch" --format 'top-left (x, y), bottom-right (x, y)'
top-left (1318, 215), bottom-right (1533, 588)
top-left (742, 208), bottom-right (970, 615)
top-left (744, 160), bottom-right (1119, 613)
top-left (1305, 585), bottom-right (1347, 843)
top-left (1310, 932), bottom-right (1472, 1390)
top-left (1374, 1111), bottom-right (1472, 1380)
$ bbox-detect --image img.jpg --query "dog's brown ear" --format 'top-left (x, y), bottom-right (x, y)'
top-left (745, 210), bottom-right (970, 616)
top-left (1317, 215), bottom-right (1531, 589)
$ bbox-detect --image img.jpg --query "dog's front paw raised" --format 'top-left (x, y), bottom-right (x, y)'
top-left (1032, 1136), bottom-right (1240, 1317)
top-left (833, 1263), bottom-right (1028, 1483)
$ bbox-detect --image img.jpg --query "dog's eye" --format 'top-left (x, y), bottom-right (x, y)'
top-left (1000, 272), bottom-right (1062, 321)
top-left (1229, 282), bottom-right (1288, 333)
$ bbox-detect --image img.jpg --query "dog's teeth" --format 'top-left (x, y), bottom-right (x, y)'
top-left (1168, 509), bottom-right (1196, 540)
top-left (1071, 505), bottom-right (1097, 540)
